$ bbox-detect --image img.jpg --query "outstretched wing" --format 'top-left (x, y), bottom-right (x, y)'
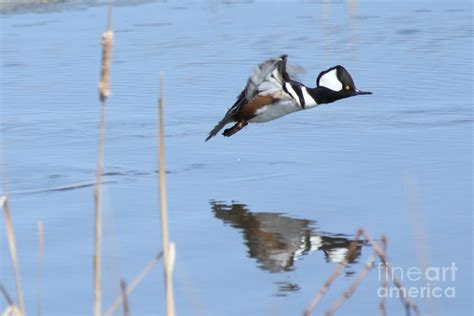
top-left (205, 55), bottom-right (290, 141)
top-left (244, 54), bottom-right (289, 99)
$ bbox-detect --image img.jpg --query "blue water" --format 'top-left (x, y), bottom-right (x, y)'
top-left (1, 0), bottom-right (472, 315)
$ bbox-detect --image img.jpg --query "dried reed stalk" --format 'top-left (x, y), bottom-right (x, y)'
top-left (358, 229), bottom-right (421, 316)
top-left (303, 229), bottom-right (364, 316)
top-left (304, 229), bottom-right (421, 316)
top-left (1, 305), bottom-right (21, 316)
top-left (0, 195), bottom-right (24, 315)
top-left (94, 3), bottom-right (114, 316)
top-left (37, 221), bottom-right (44, 316)
top-left (405, 175), bottom-right (437, 315)
top-left (379, 236), bottom-right (388, 316)
top-left (103, 253), bottom-right (163, 316)
top-left (98, 2), bottom-right (113, 103)
top-left (93, 98), bottom-right (105, 316)
top-left (157, 74), bottom-right (176, 316)
top-left (0, 282), bottom-right (14, 306)
top-left (120, 280), bottom-right (130, 316)
top-left (324, 252), bottom-right (378, 316)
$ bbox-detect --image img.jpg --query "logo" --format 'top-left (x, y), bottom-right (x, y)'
top-left (377, 262), bottom-right (457, 299)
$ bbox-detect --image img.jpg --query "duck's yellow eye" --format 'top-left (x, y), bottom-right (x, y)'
top-left (345, 85), bottom-right (351, 91)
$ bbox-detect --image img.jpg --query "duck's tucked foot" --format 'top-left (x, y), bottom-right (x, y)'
top-left (223, 121), bottom-right (248, 137)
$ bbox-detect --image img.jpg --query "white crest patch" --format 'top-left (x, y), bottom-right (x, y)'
top-left (318, 68), bottom-right (343, 91)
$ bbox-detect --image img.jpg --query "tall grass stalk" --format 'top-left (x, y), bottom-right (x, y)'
top-left (303, 229), bottom-right (363, 316)
top-left (1, 281), bottom-right (22, 315)
top-left (1, 281), bottom-right (14, 307)
top-left (1, 195), bottom-right (24, 316)
top-left (379, 236), bottom-right (388, 316)
top-left (104, 253), bottom-right (163, 316)
top-left (120, 280), bottom-right (130, 316)
top-left (324, 252), bottom-right (378, 316)
top-left (304, 228), bottom-right (421, 316)
top-left (94, 3), bottom-right (113, 316)
top-left (157, 74), bottom-right (176, 316)
top-left (36, 221), bottom-right (44, 316)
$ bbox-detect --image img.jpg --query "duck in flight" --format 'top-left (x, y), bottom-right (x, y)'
top-left (205, 55), bottom-right (372, 141)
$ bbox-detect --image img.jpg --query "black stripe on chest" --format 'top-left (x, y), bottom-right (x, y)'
top-left (292, 84), bottom-right (305, 109)
top-left (283, 82), bottom-right (306, 109)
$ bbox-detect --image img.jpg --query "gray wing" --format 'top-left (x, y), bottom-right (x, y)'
top-left (244, 54), bottom-right (289, 100)
top-left (205, 55), bottom-right (290, 141)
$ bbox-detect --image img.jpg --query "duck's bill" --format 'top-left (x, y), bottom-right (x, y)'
top-left (356, 90), bottom-right (372, 95)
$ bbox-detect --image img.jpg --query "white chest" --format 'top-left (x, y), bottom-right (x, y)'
top-left (248, 100), bottom-right (301, 123)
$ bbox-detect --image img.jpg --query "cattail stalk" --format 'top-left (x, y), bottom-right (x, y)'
top-left (304, 229), bottom-right (421, 316)
top-left (303, 229), bottom-right (363, 316)
top-left (120, 280), bottom-right (130, 316)
top-left (358, 229), bottom-right (421, 316)
top-left (157, 74), bottom-right (176, 316)
top-left (94, 3), bottom-right (113, 316)
top-left (37, 221), bottom-right (44, 316)
top-left (1, 195), bottom-right (24, 316)
top-left (0, 281), bottom-right (14, 306)
top-left (103, 253), bottom-right (163, 316)
top-left (324, 252), bottom-right (378, 316)
top-left (379, 236), bottom-right (388, 316)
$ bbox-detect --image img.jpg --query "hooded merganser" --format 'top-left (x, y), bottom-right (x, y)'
top-left (211, 201), bottom-right (364, 273)
top-left (205, 54), bottom-right (372, 141)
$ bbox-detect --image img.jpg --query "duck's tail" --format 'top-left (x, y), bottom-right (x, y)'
top-left (205, 118), bottom-right (231, 141)
top-left (206, 91), bottom-right (246, 141)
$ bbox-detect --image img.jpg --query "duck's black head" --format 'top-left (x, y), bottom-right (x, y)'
top-left (314, 65), bottom-right (372, 104)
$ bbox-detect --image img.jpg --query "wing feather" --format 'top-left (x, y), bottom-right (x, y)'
top-left (205, 54), bottom-right (290, 141)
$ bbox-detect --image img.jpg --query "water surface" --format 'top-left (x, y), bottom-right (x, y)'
top-left (0, 0), bottom-right (472, 315)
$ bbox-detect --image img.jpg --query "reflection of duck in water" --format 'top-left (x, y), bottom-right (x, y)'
top-left (211, 201), bottom-right (364, 273)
